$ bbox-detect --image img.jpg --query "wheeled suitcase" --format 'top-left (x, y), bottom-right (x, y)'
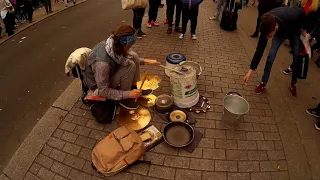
top-left (220, 0), bottom-right (238, 31)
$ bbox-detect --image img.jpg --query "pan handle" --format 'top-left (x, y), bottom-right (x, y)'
top-left (227, 92), bottom-right (242, 97)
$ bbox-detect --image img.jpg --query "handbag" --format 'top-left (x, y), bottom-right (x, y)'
top-left (121, 0), bottom-right (149, 10)
top-left (295, 54), bottom-right (309, 79)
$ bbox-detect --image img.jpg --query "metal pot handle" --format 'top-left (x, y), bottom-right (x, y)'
top-left (227, 92), bottom-right (242, 97)
top-left (179, 61), bottom-right (203, 74)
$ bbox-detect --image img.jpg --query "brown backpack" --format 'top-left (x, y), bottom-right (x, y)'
top-left (91, 126), bottom-right (146, 176)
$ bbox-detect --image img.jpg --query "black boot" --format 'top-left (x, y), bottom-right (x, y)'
top-left (250, 32), bottom-right (258, 38)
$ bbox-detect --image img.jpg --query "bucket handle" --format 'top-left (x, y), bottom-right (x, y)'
top-left (179, 61), bottom-right (203, 74)
top-left (226, 92), bottom-right (242, 97)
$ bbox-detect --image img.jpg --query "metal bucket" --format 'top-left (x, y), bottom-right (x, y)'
top-left (222, 92), bottom-right (250, 127)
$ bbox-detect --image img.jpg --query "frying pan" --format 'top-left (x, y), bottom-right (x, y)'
top-left (163, 122), bottom-right (194, 148)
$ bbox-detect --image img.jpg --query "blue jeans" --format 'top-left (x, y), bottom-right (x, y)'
top-left (261, 35), bottom-right (299, 85)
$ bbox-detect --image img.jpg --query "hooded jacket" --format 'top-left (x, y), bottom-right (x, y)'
top-left (182, 0), bottom-right (203, 8)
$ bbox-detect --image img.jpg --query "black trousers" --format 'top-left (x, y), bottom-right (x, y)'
top-left (254, 3), bottom-right (268, 34)
top-left (133, 8), bottom-right (145, 31)
top-left (23, 4), bottom-right (34, 21)
top-left (148, 0), bottom-right (161, 22)
top-left (166, 0), bottom-right (182, 28)
top-left (44, 0), bottom-right (52, 13)
top-left (181, 7), bottom-right (199, 35)
top-left (3, 12), bottom-right (15, 36)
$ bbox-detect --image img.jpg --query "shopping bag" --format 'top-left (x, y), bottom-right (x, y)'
top-left (295, 55), bottom-right (309, 79)
top-left (121, 0), bottom-right (149, 10)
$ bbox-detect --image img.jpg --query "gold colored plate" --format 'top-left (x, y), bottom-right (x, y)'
top-left (169, 110), bottom-right (187, 122)
top-left (137, 74), bottom-right (161, 90)
top-left (117, 107), bottom-right (151, 131)
top-left (139, 94), bottom-right (157, 107)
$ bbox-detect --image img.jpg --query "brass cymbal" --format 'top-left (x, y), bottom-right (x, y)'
top-left (117, 106), bottom-right (151, 131)
top-left (139, 94), bottom-right (157, 107)
top-left (137, 74), bottom-right (161, 90)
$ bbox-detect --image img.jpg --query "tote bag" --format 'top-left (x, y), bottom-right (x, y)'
top-left (121, 0), bottom-right (149, 10)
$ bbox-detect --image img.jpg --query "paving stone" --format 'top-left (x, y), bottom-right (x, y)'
top-left (199, 138), bottom-right (215, 148)
top-left (260, 161), bottom-right (278, 172)
top-left (206, 112), bottom-right (223, 120)
top-left (53, 175), bottom-right (69, 180)
top-left (258, 117), bottom-right (276, 124)
top-left (154, 142), bottom-right (178, 155)
top-left (106, 172), bottom-right (133, 180)
top-left (277, 160), bottom-right (288, 170)
top-left (53, 129), bottom-right (64, 139)
top-left (64, 114), bottom-right (74, 122)
top-left (238, 161), bottom-right (260, 172)
top-left (273, 141), bottom-right (283, 150)
top-left (205, 129), bottom-right (226, 139)
top-left (236, 123), bottom-right (253, 131)
top-left (69, 107), bottom-right (87, 117)
top-left (226, 131), bottom-right (246, 140)
top-left (68, 169), bottom-right (92, 180)
top-left (29, 163), bottom-right (42, 175)
top-left (164, 155), bottom-right (190, 168)
top-left (78, 148), bottom-right (92, 161)
top-left (246, 132), bottom-right (264, 140)
top-left (228, 173), bottom-right (250, 180)
top-left (202, 172), bottom-right (227, 180)
top-left (267, 151), bottom-right (285, 160)
top-left (132, 175), bottom-right (159, 180)
top-left (195, 119), bottom-right (216, 128)
top-left (253, 123), bottom-right (271, 132)
top-left (257, 141), bottom-right (274, 150)
top-left (86, 120), bottom-right (105, 130)
top-left (144, 152), bottom-right (165, 165)
top-left (63, 142), bottom-right (81, 155)
top-left (226, 150), bottom-right (248, 160)
top-left (216, 139), bottom-right (237, 149)
top-left (190, 158), bottom-right (215, 171)
top-left (178, 148), bottom-right (203, 158)
top-left (269, 125), bottom-right (278, 132)
top-left (203, 148), bottom-right (226, 159)
top-left (72, 116), bottom-right (89, 126)
top-left (42, 144), bottom-right (53, 156)
top-left (263, 133), bottom-right (280, 140)
top-left (35, 154), bottom-right (54, 169)
top-left (24, 172), bottom-right (41, 180)
top-left (59, 121), bottom-right (77, 132)
top-left (175, 169), bottom-right (202, 180)
top-left (75, 135), bottom-right (96, 149)
top-left (51, 161), bottom-right (71, 177)
top-left (47, 137), bottom-right (66, 150)
top-left (90, 176), bottom-right (105, 180)
top-left (49, 148), bottom-right (67, 162)
top-left (248, 151), bottom-right (268, 160)
top-left (61, 131), bottom-right (78, 143)
top-left (215, 121), bottom-right (233, 130)
top-left (89, 130), bottom-right (108, 140)
top-left (215, 160), bottom-right (238, 172)
top-left (148, 165), bottom-right (175, 180)
top-left (251, 172), bottom-right (271, 180)
top-left (82, 161), bottom-right (100, 176)
top-left (37, 167), bottom-right (55, 180)
top-left (270, 171), bottom-right (290, 180)
top-left (73, 125), bottom-right (91, 136)
top-left (63, 154), bottom-right (85, 170)
top-left (237, 140), bottom-right (257, 150)
top-left (126, 163), bottom-right (150, 175)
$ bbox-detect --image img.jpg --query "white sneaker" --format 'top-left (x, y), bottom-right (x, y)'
top-left (179, 34), bottom-right (184, 39)
top-left (209, 16), bottom-right (218, 20)
top-left (192, 34), bottom-right (197, 40)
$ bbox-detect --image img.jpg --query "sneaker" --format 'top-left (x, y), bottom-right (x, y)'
top-left (137, 31), bottom-right (146, 39)
top-left (289, 85), bottom-right (297, 98)
top-left (306, 108), bottom-right (320, 118)
top-left (140, 31), bottom-right (147, 36)
top-left (142, 89), bottom-right (153, 96)
top-left (192, 34), bottom-right (197, 40)
top-left (174, 27), bottom-right (181, 32)
top-left (255, 83), bottom-right (265, 94)
top-left (250, 32), bottom-right (258, 38)
top-left (152, 21), bottom-right (159, 26)
top-left (315, 122), bottom-right (320, 130)
top-left (147, 22), bottom-right (152, 28)
top-left (119, 99), bottom-right (139, 110)
top-left (164, 19), bottom-right (168, 24)
top-left (167, 28), bottom-right (172, 34)
top-left (179, 33), bottom-right (185, 39)
top-left (283, 67), bottom-right (292, 75)
top-left (209, 16), bottom-right (218, 20)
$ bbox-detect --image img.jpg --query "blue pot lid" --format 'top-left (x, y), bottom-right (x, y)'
top-left (166, 53), bottom-right (186, 64)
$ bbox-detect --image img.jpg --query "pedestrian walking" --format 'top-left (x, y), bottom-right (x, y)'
top-left (243, 7), bottom-right (308, 97)
top-left (43, 0), bottom-right (51, 13)
top-left (132, 8), bottom-right (146, 38)
top-left (209, 0), bottom-right (223, 20)
top-left (17, 0), bottom-right (33, 23)
top-left (64, 0), bottom-right (76, 7)
top-left (306, 103), bottom-right (320, 130)
top-left (250, 0), bottom-right (283, 37)
top-left (166, 0), bottom-right (182, 34)
top-left (0, 0), bottom-right (15, 36)
top-left (179, 0), bottom-right (203, 40)
top-left (147, 0), bottom-right (160, 28)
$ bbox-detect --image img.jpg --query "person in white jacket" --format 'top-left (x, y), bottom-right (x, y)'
top-left (0, 0), bottom-right (14, 36)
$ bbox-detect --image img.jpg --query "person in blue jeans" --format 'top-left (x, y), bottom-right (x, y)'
top-left (243, 7), bottom-right (307, 98)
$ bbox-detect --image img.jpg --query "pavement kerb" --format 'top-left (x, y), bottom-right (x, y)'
top-left (2, 79), bottom-right (80, 180)
top-left (0, 0), bottom-right (88, 46)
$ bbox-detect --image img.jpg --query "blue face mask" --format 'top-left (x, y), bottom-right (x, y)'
top-left (120, 33), bottom-right (137, 46)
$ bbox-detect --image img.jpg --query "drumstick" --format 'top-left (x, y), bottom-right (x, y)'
top-left (159, 65), bottom-right (183, 74)
top-left (135, 73), bottom-right (148, 102)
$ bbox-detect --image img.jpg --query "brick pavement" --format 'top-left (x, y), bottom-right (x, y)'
top-left (6, 0), bottom-right (295, 179)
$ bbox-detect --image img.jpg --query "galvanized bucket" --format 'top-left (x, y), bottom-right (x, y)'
top-left (222, 92), bottom-right (250, 127)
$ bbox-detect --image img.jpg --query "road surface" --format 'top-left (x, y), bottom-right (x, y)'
top-left (0, 0), bottom-right (132, 171)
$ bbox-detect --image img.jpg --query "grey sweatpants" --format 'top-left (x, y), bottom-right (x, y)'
top-left (215, 0), bottom-right (224, 18)
top-left (110, 52), bottom-right (142, 91)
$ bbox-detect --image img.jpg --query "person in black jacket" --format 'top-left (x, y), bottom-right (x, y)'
top-left (306, 103), bottom-right (320, 130)
top-left (251, 0), bottom-right (283, 37)
top-left (243, 7), bottom-right (307, 97)
top-left (17, 0), bottom-right (33, 22)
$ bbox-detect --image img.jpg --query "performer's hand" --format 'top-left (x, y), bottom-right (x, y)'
top-left (301, 30), bottom-right (307, 37)
top-left (244, 69), bottom-right (253, 85)
top-left (144, 59), bottom-right (161, 66)
top-left (129, 90), bottom-right (142, 98)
